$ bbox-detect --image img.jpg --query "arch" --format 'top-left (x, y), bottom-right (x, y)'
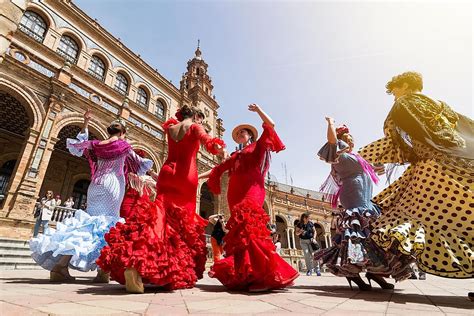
top-left (155, 97), bottom-right (167, 119)
top-left (56, 27), bottom-right (86, 52)
top-left (275, 215), bottom-right (289, 249)
top-left (128, 142), bottom-right (162, 170)
top-left (25, 3), bottom-right (56, 29)
top-left (136, 85), bottom-right (150, 108)
top-left (112, 67), bottom-right (135, 86)
top-left (87, 49), bottom-right (112, 70)
top-left (0, 74), bottom-right (45, 131)
top-left (88, 54), bottom-right (107, 81)
top-left (52, 112), bottom-right (108, 140)
top-left (19, 10), bottom-right (48, 42)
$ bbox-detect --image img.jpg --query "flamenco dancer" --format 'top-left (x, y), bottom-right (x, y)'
top-left (358, 72), bottom-right (473, 299)
top-left (314, 118), bottom-right (396, 290)
top-left (30, 109), bottom-right (153, 282)
top-left (98, 105), bottom-right (225, 293)
top-left (201, 104), bottom-right (299, 292)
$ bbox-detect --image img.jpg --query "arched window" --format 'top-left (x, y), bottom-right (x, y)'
top-left (19, 11), bottom-right (47, 42)
top-left (155, 99), bottom-right (166, 120)
top-left (56, 35), bottom-right (79, 64)
top-left (136, 87), bottom-right (148, 107)
top-left (114, 72), bottom-right (129, 95)
top-left (88, 55), bottom-right (106, 81)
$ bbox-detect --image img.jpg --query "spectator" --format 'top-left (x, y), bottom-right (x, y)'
top-left (296, 213), bottom-right (319, 276)
top-left (209, 214), bottom-right (228, 262)
top-left (273, 233), bottom-right (282, 255)
top-left (55, 195), bottom-right (62, 207)
top-left (80, 202), bottom-right (87, 210)
top-left (64, 197), bottom-right (74, 208)
top-left (33, 190), bottom-right (56, 237)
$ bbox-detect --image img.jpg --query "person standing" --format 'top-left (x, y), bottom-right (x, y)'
top-left (209, 214), bottom-right (228, 262)
top-left (64, 197), bottom-right (74, 209)
top-left (32, 191), bottom-right (56, 237)
top-left (201, 103), bottom-right (299, 291)
top-left (359, 71), bottom-right (473, 298)
top-left (55, 195), bottom-right (62, 208)
top-left (314, 118), bottom-right (396, 290)
top-left (296, 213), bottom-right (317, 276)
top-left (97, 105), bottom-right (226, 293)
top-left (30, 109), bottom-right (153, 283)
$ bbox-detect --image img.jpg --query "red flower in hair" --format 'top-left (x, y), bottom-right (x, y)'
top-left (175, 109), bottom-right (184, 121)
top-left (336, 124), bottom-right (350, 137)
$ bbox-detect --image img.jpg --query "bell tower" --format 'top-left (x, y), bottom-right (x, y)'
top-left (179, 40), bottom-right (223, 138)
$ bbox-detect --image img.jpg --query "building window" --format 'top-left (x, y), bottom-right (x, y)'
top-left (155, 99), bottom-right (165, 120)
top-left (136, 87), bottom-right (148, 108)
top-left (88, 55), bottom-right (106, 81)
top-left (56, 35), bottom-right (79, 64)
top-left (19, 11), bottom-right (47, 42)
top-left (115, 73), bottom-right (128, 95)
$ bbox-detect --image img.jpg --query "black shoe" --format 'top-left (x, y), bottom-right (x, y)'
top-left (347, 276), bottom-right (371, 291)
top-left (468, 292), bottom-right (473, 302)
top-left (408, 273), bottom-right (418, 280)
top-left (418, 272), bottom-right (426, 280)
top-left (366, 273), bottom-right (394, 290)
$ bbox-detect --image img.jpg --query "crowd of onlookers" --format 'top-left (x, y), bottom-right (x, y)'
top-left (32, 191), bottom-right (87, 237)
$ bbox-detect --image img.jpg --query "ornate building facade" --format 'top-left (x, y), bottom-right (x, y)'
top-left (0, 0), bottom-right (224, 238)
top-left (0, 0), bottom-right (334, 271)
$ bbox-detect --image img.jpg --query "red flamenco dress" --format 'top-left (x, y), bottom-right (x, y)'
top-left (207, 123), bottom-right (299, 291)
top-left (98, 119), bottom-right (225, 289)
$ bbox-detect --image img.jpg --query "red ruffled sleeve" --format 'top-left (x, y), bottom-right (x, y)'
top-left (257, 123), bottom-right (286, 153)
top-left (207, 155), bottom-right (235, 194)
top-left (192, 124), bottom-right (226, 155)
top-left (162, 118), bottom-right (179, 131)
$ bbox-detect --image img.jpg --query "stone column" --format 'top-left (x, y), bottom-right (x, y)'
top-left (285, 228), bottom-right (291, 249)
top-left (0, 0), bottom-right (28, 63)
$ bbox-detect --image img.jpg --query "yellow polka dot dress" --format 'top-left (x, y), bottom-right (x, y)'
top-left (359, 110), bottom-right (473, 279)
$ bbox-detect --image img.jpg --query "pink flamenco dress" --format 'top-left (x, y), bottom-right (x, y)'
top-left (97, 119), bottom-right (225, 289)
top-left (207, 123), bottom-right (299, 291)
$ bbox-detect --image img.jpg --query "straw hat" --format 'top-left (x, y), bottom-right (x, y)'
top-left (232, 124), bottom-right (258, 144)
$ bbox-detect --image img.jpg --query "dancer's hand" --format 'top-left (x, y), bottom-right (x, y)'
top-left (84, 108), bottom-right (92, 122)
top-left (325, 116), bottom-right (335, 125)
top-left (248, 103), bottom-right (261, 113)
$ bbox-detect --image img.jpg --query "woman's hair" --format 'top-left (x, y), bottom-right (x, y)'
top-left (386, 71), bottom-right (423, 94)
top-left (242, 128), bottom-right (255, 143)
top-left (176, 105), bottom-right (205, 121)
top-left (107, 119), bottom-right (126, 136)
top-left (300, 213), bottom-right (309, 223)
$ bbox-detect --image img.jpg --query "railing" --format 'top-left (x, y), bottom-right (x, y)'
top-left (34, 203), bottom-right (77, 223)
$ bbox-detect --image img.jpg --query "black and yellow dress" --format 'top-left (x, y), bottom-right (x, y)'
top-left (359, 93), bottom-right (473, 279)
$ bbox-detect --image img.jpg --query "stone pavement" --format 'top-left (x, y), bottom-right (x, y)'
top-left (0, 270), bottom-right (472, 315)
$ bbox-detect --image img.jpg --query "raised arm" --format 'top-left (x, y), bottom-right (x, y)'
top-left (325, 116), bottom-right (337, 144)
top-left (248, 104), bottom-right (275, 128)
top-left (82, 108), bottom-right (91, 134)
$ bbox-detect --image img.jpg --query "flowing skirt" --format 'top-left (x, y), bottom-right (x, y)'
top-left (314, 205), bottom-right (413, 280)
top-left (209, 199), bottom-right (299, 291)
top-left (30, 210), bottom-right (121, 272)
top-left (97, 194), bottom-right (207, 289)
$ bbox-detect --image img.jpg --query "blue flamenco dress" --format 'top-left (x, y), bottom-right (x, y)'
top-left (314, 140), bottom-right (399, 277)
top-left (29, 129), bottom-right (152, 272)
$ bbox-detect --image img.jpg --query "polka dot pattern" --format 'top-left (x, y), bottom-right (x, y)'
top-left (359, 131), bottom-right (474, 279)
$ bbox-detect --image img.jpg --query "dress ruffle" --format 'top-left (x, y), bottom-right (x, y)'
top-left (317, 140), bottom-right (350, 164)
top-left (261, 123), bottom-right (286, 153)
top-left (97, 194), bottom-right (208, 289)
top-left (209, 199), bottom-right (298, 291)
top-left (204, 138), bottom-right (225, 155)
top-left (314, 203), bottom-right (411, 280)
top-left (29, 210), bottom-right (121, 272)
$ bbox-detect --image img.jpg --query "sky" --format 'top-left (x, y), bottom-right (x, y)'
top-left (75, 0), bottom-right (472, 193)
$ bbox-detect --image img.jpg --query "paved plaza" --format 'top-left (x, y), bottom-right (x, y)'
top-left (0, 270), bottom-right (472, 315)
